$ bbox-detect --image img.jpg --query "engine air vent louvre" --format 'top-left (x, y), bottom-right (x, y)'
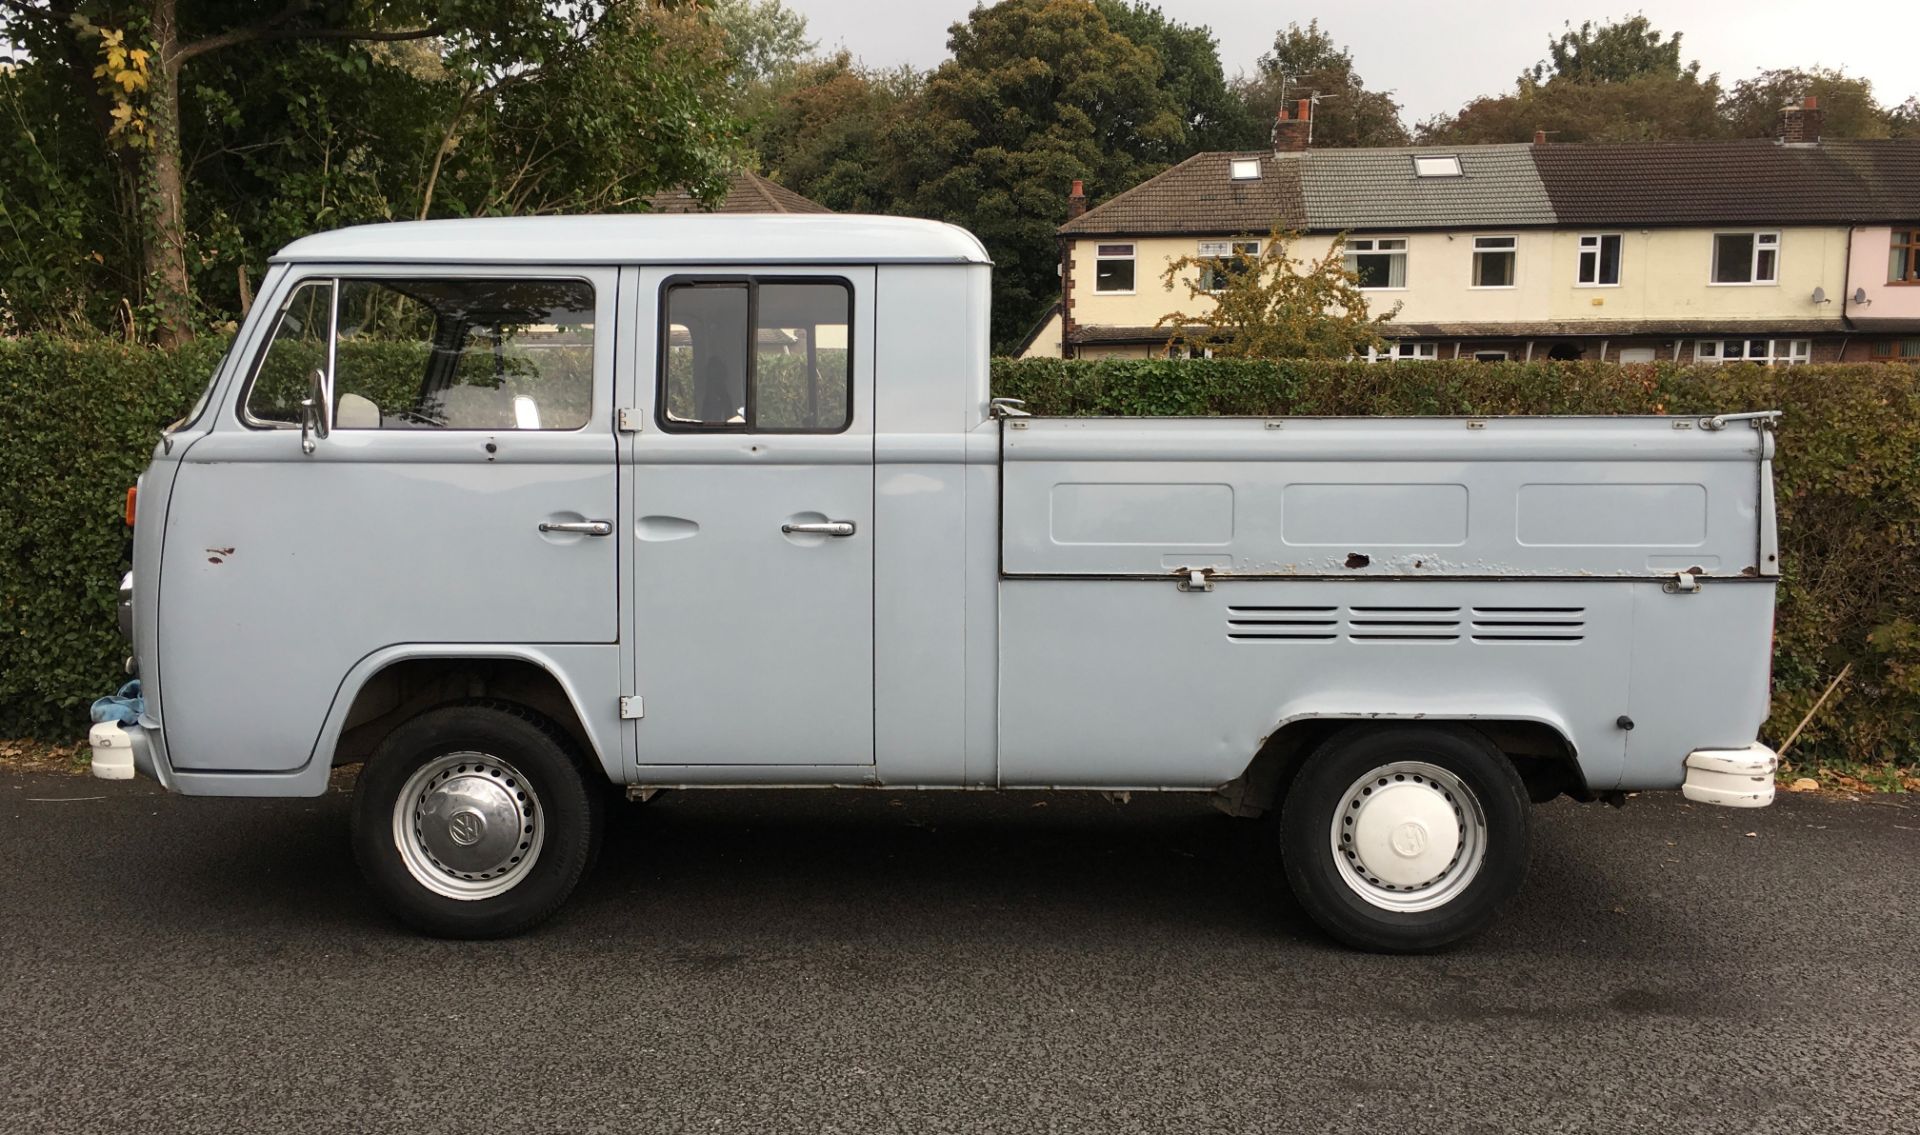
top-left (1470, 606), bottom-right (1587, 643)
top-left (1226, 605), bottom-right (1338, 642)
top-left (1347, 605), bottom-right (1461, 642)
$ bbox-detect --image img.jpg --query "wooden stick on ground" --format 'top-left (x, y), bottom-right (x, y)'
top-left (1778, 662), bottom-right (1853, 759)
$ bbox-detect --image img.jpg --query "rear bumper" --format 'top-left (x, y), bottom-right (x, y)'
top-left (1681, 742), bottom-right (1777, 808)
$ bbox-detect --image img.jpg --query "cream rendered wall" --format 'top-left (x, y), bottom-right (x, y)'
top-left (1849, 226), bottom-right (1920, 319)
top-left (1545, 226), bottom-right (1848, 324)
top-left (1015, 308), bottom-right (1065, 359)
top-left (1065, 226), bottom-right (1855, 333)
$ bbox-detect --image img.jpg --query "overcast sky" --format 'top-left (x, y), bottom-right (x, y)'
top-left (783, 0), bottom-right (1919, 125)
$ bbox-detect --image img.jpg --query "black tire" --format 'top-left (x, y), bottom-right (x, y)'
top-left (1279, 724), bottom-right (1530, 953)
top-left (351, 701), bottom-right (603, 939)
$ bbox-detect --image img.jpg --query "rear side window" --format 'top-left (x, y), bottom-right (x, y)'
top-left (660, 278), bottom-right (852, 432)
top-left (244, 277), bottom-right (596, 430)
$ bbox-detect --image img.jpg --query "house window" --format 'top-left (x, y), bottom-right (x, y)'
top-left (1711, 232), bottom-right (1779, 285)
top-left (1229, 158), bottom-right (1262, 180)
top-left (1868, 338), bottom-right (1920, 360)
top-left (1577, 234), bottom-right (1622, 286)
top-left (1891, 229), bottom-right (1920, 284)
top-left (1472, 350), bottom-right (1509, 362)
top-left (1364, 342), bottom-right (1437, 363)
top-left (1199, 240), bottom-right (1260, 291)
top-left (1413, 155), bottom-right (1461, 178)
top-left (1094, 243), bottom-right (1135, 293)
top-left (1697, 338), bottom-right (1810, 366)
top-left (1472, 236), bottom-right (1516, 288)
top-left (1346, 238), bottom-right (1407, 289)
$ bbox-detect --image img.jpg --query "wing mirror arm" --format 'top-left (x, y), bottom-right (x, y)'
top-left (300, 366), bottom-right (332, 454)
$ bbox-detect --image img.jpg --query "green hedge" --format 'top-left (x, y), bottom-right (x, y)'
top-left (4, 341), bottom-right (1917, 773)
top-left (995, 357), bottom-right (1920, 770)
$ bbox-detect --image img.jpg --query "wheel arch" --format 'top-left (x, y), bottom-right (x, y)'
top-left (1215, 711), bottom-right (1589, 818)
top-left (318, 646), bottom-right (621, 786)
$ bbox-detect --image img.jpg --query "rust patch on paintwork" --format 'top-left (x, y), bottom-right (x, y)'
top-left (206, 546), bottom-right (234, 564)
top-left (1344, 552), bottom-right (1371, 569)
top-left (1741, 565), bottom-right (1759, 576)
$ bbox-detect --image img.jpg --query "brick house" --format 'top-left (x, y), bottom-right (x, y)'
top-left (1019, 99), bottom-right (1920, 364)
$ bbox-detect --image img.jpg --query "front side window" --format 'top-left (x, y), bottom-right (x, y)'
top-left (1869, 338), bottom-right (1920, 360)
top-left (1697, 338), bottom-right (1810, 366)
top-left (1346, 237), bottom-right (1407, 289)
top-left (1094, 243), bottom-right (1136, 292)
top-left (1199, 239), bottom-right (1260, 291)
top-left (1472, 236), bottom-right (1516, 288)
top-left (244, 276), bottom-right (595, 430)
top-left (1711, 232), bottom-right (1779, 284)
top-left (1891, 229), bottom-right (1920, 284)
top-left (1577, 234), bottom-right (1622, 286)
top-left (660, 278), bottom-right (852, 432)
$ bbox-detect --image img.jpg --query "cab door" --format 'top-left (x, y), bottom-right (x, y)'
top-left (628, 268), bottom-right (875, 766)
top-left (160, 265), bottom-right (620, 771)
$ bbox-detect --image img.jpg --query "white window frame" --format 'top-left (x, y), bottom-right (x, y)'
top-left (1229, 158), bottom-right (1261, 181)
top-left (1198, 239), bottom-right (1261, 292)
top-left (1093, 243), bottom-right (1136, 295)
top-left (1470, 235), bottom-right (1517, 290)
top-left (1472, 350), bottom-right (1510, 362)
top-left (1413, 155), bottom-right (1462, 178)
top-left (1576, 233), bottom-right (1623, 287)
top-left (1363, 341), bottom-right (1438, 363)
top-left (1696, 338), bottom-right (1810, 366)
top-left (1346, 237), bottom-right (1408, 291)
top-left (1709, 231), bottom-right (1780, 286)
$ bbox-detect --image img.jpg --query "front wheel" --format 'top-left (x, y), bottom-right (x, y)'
top-left (351, 702), bottom-right (602, 938)
top-left (1279, 725), bottom-right (1530, 953)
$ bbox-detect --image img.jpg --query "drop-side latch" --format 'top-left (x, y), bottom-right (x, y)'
top-left (1176, 567), bottom-right (1215, 592)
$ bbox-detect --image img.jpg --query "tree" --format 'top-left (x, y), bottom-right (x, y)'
top-left (1156, 230), bottom-right (1395, 359)
top-left (886, 0), bottom-right (1186, 349)
top-left (1419, 15), bottom-right (1718, 144)
top-left (1721, 68), bottom-right (1892, 139)
top-left (750, 52), bottom-right (920, 213)
top-left (1093, 1), bottom-right (1253, 153)
top-left (1234, 20), bottom-right (1408, 148)
top-left (708, 0), bottom-right (811, 89)
top-left (0, 1), bottom-right (743, 343)
top-left (1892, 96), bottom-right (1920, 140)
top-left (1532, 16), bottom-right (1693, 84)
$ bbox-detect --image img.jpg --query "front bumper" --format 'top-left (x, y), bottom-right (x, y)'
top-left (1681, 742), bottom-right (1778, 808)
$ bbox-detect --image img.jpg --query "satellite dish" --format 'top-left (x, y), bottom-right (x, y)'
top-left (1811, 286), bottom-right (1828, 304)
top-left (1853, 287), bottom-right (1872, 305)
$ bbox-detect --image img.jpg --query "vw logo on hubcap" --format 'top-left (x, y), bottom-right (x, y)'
top-left (1390, 820), bottom-right (1429, 858)
top-left (447, 809), bottom-right (484, 846)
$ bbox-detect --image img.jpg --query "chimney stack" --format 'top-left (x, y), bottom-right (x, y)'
top-left (1272, 98), bottom-right (1312, 153)
top-left (1066, 178), bottom-right (1087, 221)
top-left (1780, 95), bottom-right (1823, 145)
top-left (1533, 129), bottom-right (1547, 146)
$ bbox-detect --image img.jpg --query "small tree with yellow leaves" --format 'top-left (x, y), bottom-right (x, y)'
top-left (1156, 229), bottom-right (1399, 359)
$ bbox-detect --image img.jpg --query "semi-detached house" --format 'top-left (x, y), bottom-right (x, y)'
top-left (1019, 98), bottom-right (1920, 365)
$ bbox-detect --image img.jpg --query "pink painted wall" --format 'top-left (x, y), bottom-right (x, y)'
top-left (1847, 226), bottom-right (1920, 319)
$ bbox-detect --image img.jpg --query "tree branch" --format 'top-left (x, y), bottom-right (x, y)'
top-left (0, 0), bottom-right (78, 24)
top-left (174, 0), bottom-right (442, 68)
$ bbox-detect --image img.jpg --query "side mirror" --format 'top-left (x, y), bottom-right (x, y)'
top-left (299, 367), bottom-right (331, 454)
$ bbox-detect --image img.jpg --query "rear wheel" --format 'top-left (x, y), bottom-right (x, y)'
top-left (1279, 725), bottom-right (1530, 953)
top-left (351, 702), bottom-right (602, 938)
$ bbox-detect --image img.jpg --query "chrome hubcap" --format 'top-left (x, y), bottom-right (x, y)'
top-left (393, 752), bottom-right (544, 900)
top-left (1330, 761), bottom-right (1487, 913)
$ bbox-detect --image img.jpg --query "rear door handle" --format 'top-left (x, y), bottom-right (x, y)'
top-left (539, 520), bottom-right (613, 536)
top-left (781, 520), bottom-right (856, 537)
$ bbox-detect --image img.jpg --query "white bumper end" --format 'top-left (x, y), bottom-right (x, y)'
top-left (1681, 742), bottom-right (1777, 808)
top-left (88, 721), bottom-right (136, 780)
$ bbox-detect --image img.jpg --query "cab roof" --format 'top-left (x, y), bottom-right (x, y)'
top-left (274, 214), bottom-right (992, 267)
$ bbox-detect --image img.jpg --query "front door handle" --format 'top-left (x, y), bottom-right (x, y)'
top-left (539, 520), bottom-right (613, 536)
top-left (781, 520), bottom-right (856, 537)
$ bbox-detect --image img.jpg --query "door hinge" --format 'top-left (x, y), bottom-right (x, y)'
top-left (619, 695), bottom-right (645, 720)
top-left (1663, 571), bottom-right (1702, 594)
top-left (1176, 566), bottom-right (1215, 592)
top-left (617, 407), bottom-right (643, 433)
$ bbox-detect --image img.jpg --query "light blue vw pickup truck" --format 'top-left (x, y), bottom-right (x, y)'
top-left (94, 215), bottom-right (1779, 951)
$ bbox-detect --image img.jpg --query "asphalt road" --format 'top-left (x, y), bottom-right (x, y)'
top-left (2, 771), bottom-right (1916, 1135)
